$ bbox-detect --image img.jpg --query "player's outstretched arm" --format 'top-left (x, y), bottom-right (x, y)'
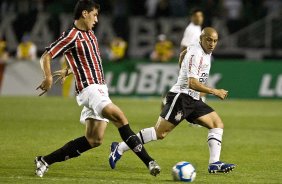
top-left (189, 77), bottom-right (228, 100)
top-left (178, 49), bottom-right (187, 67)
top-left (36, 51), bottom-right (53, 96)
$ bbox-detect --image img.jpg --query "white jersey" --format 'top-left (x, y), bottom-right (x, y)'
top-left (180, 22), bottom-right (201, 47)
top-left (170, 43), bottom-right (211, 100)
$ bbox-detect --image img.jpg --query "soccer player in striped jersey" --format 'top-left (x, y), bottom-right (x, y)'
top-left (109, 27), bottom-right (236, 174)
top-left (35, 0), bottom-right (160, 177)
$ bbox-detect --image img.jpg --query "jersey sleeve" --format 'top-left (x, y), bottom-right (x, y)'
top-left (46, 29), bottom-right (78, 59)
top-left (184, 51), bottom-right (202, 79)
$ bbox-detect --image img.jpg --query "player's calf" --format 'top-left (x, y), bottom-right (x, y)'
top-left (41, 136), bottom-right (92, 166)
top-left (85, 119), bottom-right (107, 147)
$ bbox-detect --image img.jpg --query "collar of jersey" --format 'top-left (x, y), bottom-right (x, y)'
top-left (197, 42), bottom-right (212, 56)
top-left (73, 23), bottom-right (89, 32)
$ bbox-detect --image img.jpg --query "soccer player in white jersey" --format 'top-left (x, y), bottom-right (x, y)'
top-left (180, 9), bottom-right (207, 103)
top-left (109, 27), bottom-right (236, 174)
top-left (34, 0), bottom-right (160, 177)
top-left (180, 9), bottom-right (204, 52)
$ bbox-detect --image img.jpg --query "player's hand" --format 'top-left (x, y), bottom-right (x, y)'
top-left (53, 68), bottom-right (69, 85)
top-left (213, 89), bottom-right (228, 100)
top-left (36, 76), bottom-right (53, 96)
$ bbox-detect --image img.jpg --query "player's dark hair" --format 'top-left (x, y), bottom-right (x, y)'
top-left (190, 8), bottom-right (203, 16)
top-left (74, 0), bottom-right (100, 20)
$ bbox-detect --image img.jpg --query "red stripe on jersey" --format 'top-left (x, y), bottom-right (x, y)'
top-left (65, 52), bottom-right (83, 91)
top-left (82, 32), bottom-right (103, 84)
top-left (76, 36), bottom-right (94, 84)
top-left (197, 57), bottom-right (203, 75)
top-left (49, 29), bottom-right (78, 58)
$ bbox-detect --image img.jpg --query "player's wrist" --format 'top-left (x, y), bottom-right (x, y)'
top-left (210, 88), bottom-right (217, 96)
top-left (44, 75), bottom-right (53, 81)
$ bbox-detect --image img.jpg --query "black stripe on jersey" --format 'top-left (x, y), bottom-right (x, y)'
top-left (75, 84), bottom-right (79, 94)
top-left (97, 56), bottom-right (105, 84)
top-left (84, 33), bottom-right (101, 84)
top-left (87, 33), bottom-right (104, 82)
top-left (71, 49), bottom-right (88, 88)
top-left (89, 37), bottom-right (104, 84)
top-left (81, 40), bottom-right (99, 84)
top-left (58, 41), bottom-right (75, 56)
top-left (100, 66), bottom-right (105, 83)
top-left (85, 33), bottom-right (103, 84)
top-left (94, 44), bottom-right (105, 83)
top-left (207, 137), bottom-right (222, 143)
top-left (46, 28), bottom-right (73, 51)
top-left (78, 33), bottom-right (83, 40)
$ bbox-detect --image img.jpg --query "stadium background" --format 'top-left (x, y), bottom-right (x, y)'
top-left (0, 1), bottom-right (282, 184)
top-left (0, 0), bottom-right (282, 98)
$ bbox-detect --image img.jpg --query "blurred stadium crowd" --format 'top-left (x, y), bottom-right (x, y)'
top-left (0, 0), bottom-right (282, 98)
top-left (0, 0), bottom-right (282, 62)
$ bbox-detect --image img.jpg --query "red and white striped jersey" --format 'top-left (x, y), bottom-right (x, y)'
top-left (46, 25), bottom-right (105, 94)
top-left (170, 43), bottom-right (211, 100)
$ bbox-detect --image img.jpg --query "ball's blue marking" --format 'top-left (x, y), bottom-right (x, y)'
top-left (176, 162), bottom-right (193, 182)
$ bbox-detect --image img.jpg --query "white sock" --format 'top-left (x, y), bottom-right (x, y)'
top-left (117, 127), bottom-right (157, 155)
top-left (207, 128), bottom-right (223, 164)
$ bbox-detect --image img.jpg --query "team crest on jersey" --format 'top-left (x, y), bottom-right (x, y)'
top-left (175, 111), bottom-right (183, 121)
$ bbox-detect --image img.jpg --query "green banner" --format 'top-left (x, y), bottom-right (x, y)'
top-left (103, 60), bottom-right (282, 98)
top-left (210, 61), bottom-right (282, 98)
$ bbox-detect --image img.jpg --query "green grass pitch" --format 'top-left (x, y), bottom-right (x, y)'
top-left (0, 97), bottom-right (282, 184)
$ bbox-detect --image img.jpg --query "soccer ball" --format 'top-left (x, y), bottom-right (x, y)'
top-left (172, 161), bottom-right (196, 182)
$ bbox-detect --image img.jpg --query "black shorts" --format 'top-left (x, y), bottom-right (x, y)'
top-left (160, 92), bottom-right (214, 126)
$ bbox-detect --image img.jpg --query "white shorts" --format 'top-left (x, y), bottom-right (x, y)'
top-left (76, 84), bottom-right (112, 124)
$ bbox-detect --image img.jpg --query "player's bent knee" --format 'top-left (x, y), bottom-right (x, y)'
top-left (211, 120), bottom-right (224, 129)
top-left (210, 112), bottom-right (224, 129)
top-left (102, 104), bottom-right (128, 126)
top-left (156, 131), bottom-right (167, 140)
top-left (89, 139), bottom-right (103, 147)
top-left (92, 140), bottom-right (103, 147)
top-left (216, 121), bottom-right (224, 129)
top-left (85, 136), bottom-right (103, 148)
